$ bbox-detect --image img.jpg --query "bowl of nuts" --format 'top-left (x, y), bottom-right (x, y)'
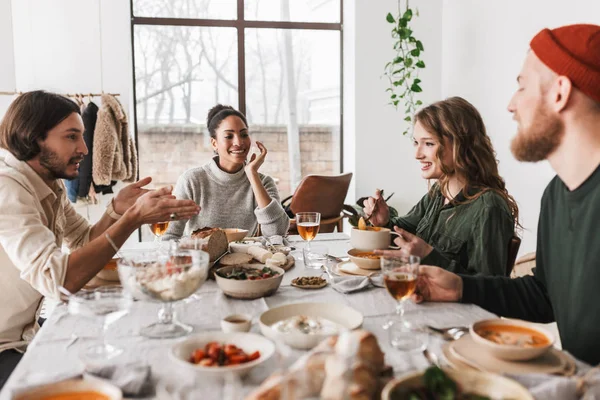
top-left (291, 276), bottom-right (327, 289)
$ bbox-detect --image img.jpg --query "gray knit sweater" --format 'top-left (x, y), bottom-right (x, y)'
top-left (162, 157), bottom-right (289, 240)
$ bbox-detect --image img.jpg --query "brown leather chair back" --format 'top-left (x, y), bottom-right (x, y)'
top-left (506, 236), bottom-right (521, 276)
top-left (288, 173), bottom-right (353, 218)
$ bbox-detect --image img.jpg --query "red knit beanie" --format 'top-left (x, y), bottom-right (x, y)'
top-left (530, 24), bottom-right (600, 103)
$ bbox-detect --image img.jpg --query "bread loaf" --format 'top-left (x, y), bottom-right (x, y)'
top-left (320, 330), bottom-right (385, 400)
top-left (191, 228), bottom-right (228, 262)
top-left (246, 330), bottom-right (386, 400)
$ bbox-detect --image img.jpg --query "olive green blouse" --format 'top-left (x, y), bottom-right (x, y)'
top-left (389, 185), bottom-right (515, 276)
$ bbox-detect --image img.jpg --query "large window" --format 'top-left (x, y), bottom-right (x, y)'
top-left (131, 0), bottom-right (343, 200)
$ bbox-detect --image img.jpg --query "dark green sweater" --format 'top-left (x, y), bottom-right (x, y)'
top-left (389, 185), bottom-right (514, 276)
top-left (462, 164), bottom-right (600, 365)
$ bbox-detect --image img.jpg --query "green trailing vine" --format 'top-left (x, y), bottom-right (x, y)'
top-left (384, 1), bottom-right (426, 136)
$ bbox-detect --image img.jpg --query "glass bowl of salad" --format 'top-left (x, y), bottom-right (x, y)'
top-left (214, 265), bottom-right (285, 300)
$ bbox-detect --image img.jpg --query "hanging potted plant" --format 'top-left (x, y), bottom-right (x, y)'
top-left (384, 1), bottom-right (426, 136)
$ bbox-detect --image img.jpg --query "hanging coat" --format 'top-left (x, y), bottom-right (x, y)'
top-left (92, 94), bottom-right (137, 185)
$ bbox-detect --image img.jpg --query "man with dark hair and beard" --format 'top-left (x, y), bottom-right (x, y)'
top-left (0, 91), bottom-right (200, 387)
top-left (405, 24), bottom-right (600, 365)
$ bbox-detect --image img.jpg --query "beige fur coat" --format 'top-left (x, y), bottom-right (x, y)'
top-left (92, 94), bottom-right (137, 185)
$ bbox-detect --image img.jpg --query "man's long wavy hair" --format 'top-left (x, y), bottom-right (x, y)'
top-left (414, 96), bottom-right (520, 232)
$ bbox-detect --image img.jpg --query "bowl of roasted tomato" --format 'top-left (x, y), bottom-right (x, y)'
top-left (214, 265), bottom-right (285, 300)
top-left (170, 332), bottom-right (275, 376)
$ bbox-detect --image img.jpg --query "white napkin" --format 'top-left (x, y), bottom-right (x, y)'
top-left (508, 362), bottom-right (600, 400)
top-left (86, 362), bottom-right (153, 397)
top-left (330, 275), bottom-right (384, 294)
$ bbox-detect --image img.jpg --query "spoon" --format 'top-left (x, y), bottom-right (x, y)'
top-left (426, 325), bottom-right (469, 341)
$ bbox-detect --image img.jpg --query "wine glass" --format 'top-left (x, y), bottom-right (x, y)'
top-left (118, 249), bottom-right (209, 338)
top-left (68, 286), bottom-right (132, 362)
top-left (381, 254), bottom-right (426, 351)
top-left (149, 221), bottom-right (169, 244)
top-left (296, 212), bottom-right (321, 251)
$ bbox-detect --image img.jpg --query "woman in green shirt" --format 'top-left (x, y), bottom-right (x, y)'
top-left (366, 97), bottom-right (519, 276)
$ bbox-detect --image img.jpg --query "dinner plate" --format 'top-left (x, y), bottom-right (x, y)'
top-left (259, 302), bottom-right (364, 349)
top-left (444, 334), bottom-right (576, 376)
top-left (333, 260), bottom-right (379, 277)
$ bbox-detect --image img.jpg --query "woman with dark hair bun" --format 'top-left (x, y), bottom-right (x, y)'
top-left (163, 104), bottom-right (289, 240)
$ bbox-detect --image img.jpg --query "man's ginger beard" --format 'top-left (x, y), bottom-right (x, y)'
top-left (510, 101), bottom-right (564, 162)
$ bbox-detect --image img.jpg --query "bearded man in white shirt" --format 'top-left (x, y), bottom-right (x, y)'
top-left (0, 90), bottom-right (200, 387)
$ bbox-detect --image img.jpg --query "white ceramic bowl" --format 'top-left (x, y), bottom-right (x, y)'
top-left (259, 302), bottom-right (364, 350)
top-left (381, 367), bottom-right (533, 400)
top-left (13, 377), bottom-right (122, 400)
top-left (223, 228), bottom-right (250, 243)
top-left (170, 332), bottom-right (275, 377)
top-left (221, 314), bottom-right (252, 333)
top-left (215, 265), bottom-right (284, 300)
top-left (470, 319), bottom-right (555, 361)
top-left (347, 248), bottom-right (381, 270)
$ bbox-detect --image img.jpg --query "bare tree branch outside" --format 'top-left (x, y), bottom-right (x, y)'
top-left (132, 0), bottom-right (342, 198)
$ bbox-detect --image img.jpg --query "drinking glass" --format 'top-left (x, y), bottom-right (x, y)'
top-left (118, 249), bottom-right (209, 338)
top-left (296, 212), bottom-right (321, 251)
top-left (149, 221), bottom-right (169, 244)
top-left (302, 244), bottom-right (328, 270)
top-left (68, 286), bottom-right (132, 362)
top-left (381, 255), bottom-right (426, 351)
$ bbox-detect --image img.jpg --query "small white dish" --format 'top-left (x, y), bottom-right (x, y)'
top-left (221, 314), bottom-right (252, 333)
top-left (170, 332), bottom-right (275, 377)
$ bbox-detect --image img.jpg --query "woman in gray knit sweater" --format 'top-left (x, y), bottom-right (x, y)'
top-left (162, 105), bottom-right (290, 240)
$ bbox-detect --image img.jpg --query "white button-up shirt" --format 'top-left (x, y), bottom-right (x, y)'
top-left (0, 149), bottom-right (91, 353)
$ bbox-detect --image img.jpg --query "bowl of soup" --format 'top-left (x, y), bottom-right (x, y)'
top-left (13, 378), bottom-right (122, 400)
top-left (347, 248), bottom-right (381, 270)
top-left (223, 228), bottom-right (249, 243)
top-left (470, 319), bottom-right (554, 361)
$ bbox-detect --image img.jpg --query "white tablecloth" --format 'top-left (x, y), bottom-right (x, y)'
top-left (1, 233), bottom-right (503, 399)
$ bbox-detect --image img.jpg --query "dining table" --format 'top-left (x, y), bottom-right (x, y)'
top-left (0, 232), bottom-right (584, 400)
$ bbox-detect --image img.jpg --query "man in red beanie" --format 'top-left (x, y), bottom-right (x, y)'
top-left (410, 24), bottom-right (600, 365)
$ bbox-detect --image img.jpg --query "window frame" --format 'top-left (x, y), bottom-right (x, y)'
top-left (129, 0), bottom-right (344, 172)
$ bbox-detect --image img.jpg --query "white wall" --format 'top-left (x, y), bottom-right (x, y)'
top-left (0, 0), bottom-right (15, 115)
top-left (7, 0), bottom-right (136, 241)
top-left (347, 0), bottom-right (444, 214)
top-left (11, 0), bottom-right (132, 110)
top-left (441, 0), bottom-right (600, 255)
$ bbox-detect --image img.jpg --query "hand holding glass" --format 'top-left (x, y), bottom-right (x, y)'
top-left (381, 255), bottom-right (426, 351)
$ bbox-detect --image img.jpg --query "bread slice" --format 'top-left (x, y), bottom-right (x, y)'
top-left (220, 253), bottom-right (253, 266)
top-left (191, 227), bottom-right (228, 262)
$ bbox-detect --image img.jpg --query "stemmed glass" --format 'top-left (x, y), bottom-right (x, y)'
top-left (149, 221), bottom-right (169, 244)
top-left (118, 248), bottom-right (209, 338)
top-left (296, 212), bottom-right (321, 251)
top-left (381, 254), bottom-right (426, 351)
top-left (68, 286), bottom-right (132, 362)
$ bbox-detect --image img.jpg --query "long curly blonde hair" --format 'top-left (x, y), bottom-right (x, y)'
top-left (415, 96), bottom-right (520, 232)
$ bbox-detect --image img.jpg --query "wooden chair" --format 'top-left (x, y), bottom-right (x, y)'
top-left (282, 173), bottom-right (353, 234)
top-left (506, 236), bottom-right (521, 276)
